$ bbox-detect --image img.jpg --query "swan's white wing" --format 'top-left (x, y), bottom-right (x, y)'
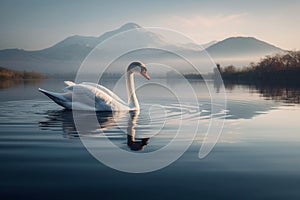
top-left (64, 81), bottom-right (75, 86)
top-left (81, 82), bottom-right (127, 105)
top-left (71, 84), bottom-right (128, 111)
top-left (63, 81), bottom-right (124, 101)
top-left (71, 84), bottom-right (111, 111)
top-left (63, 81), bottom-right (75, 92)
top-left (40, 81), bottom-right (128, 111)
top-left (63, 82), bottom-right (124, 103)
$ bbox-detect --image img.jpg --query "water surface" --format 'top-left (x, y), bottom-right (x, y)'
top-left (1, 79), bottom-right (300, 200)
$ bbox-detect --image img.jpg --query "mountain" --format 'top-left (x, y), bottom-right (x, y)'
top-left (201, 40), bottom-right (218, 49)
top-left (206, 37), bottom-right (284, 66)
top-left (0, 22), bottom-right (167, 74)
top-left (0, 23), bottom-right (285, 74)
top-left (207, 37), bottom-right (283, 57)
top-left (49, 23), bottom-right (143, 50)
top-left (179, 40), bottom-right (217, 50)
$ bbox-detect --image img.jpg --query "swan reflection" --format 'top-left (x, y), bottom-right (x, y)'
top-left (126, 111), bottom-right (149, 151)
top-left (39, 109), bottom-right (150, 151)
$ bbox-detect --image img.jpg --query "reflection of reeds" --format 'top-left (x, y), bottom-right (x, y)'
top-left (0, 79), bottom-right (44, 89)
top-left (222, 81), bottom-right (300, 104)
top-left (211, 51), bottom-right (300, 104)
top-left (254, 85), bottom-right (300, 104)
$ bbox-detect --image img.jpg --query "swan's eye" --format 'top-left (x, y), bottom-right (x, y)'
top-left (141, 67), bottom-right (147, 73)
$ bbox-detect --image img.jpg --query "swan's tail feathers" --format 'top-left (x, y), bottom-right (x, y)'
top-left (39, 88), bottom-right (70, 109)
top-left (64, 81), bottom-right (75, 86)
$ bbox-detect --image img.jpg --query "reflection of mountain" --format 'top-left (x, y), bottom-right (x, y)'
top-left (0, 23), bottom-right (283, 74)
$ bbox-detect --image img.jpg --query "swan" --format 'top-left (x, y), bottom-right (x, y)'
top-left (39, 62), bottom-right (150, 111)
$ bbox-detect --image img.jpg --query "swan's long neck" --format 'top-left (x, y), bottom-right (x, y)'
top-left (126, 71), bottom-right (139, 110)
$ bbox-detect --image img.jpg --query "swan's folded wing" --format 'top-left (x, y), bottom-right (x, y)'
top-left (64, 81), bottom-right (75, 86)
top-left (72, 84), bottom-right (118, 111)
top-left (62, 82), bottom-right (128, 111)
top-left (74, 84), bottom-right (112, 103)
top-left (63, 81), bottom-right (76, 92)
top-left (81, 82), bottom-right (126, 105)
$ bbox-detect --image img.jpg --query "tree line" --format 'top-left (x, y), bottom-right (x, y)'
top-left (215, 51), bottom-right (300, 84)
top-left (0, 67), bottom-right (45, 79)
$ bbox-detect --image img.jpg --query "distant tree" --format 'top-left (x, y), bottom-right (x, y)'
top-left (0, 67), bottom-right (45, 79)
top-left (216, 63), bottom-right (221, 73)
top-left (215, 51), bottom-right (300, 84)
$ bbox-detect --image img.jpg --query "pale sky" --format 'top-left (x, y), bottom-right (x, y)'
top-left (0, 0), bottom-right (299, 50)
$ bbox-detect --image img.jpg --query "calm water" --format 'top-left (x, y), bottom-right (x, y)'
top-left (1, 79), bottom-right (300, 200)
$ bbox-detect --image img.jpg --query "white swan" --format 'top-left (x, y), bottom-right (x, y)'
top-left (39, 62), bottom-right (150, 111)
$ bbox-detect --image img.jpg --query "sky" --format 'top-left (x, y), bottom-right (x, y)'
top-left (0, 0), bottom-right (299, 50)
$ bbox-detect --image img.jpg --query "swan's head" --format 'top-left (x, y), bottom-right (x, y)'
top-left (127, 62), bottom-right (150, 80)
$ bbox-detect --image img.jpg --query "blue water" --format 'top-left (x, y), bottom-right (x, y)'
top-left (1, 79), bottom-right (300, 199)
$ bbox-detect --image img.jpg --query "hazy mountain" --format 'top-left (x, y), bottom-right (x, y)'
top-left (178, 40), bottom-right (217, 50)
top-left (206, 37), bottom-right (284, 66)
top-left (201, 40), bottom-right (218, 49)
top-left (0, 23), bottom-right (166, 73)
top-left (48, 23), bottom-right (143, 49)
top-left (207, 37), bottom-right (283, 57)
top-left (0, 23), bottom-right (285, 74)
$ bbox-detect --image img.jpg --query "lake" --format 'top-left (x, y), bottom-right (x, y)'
top-left (1, 79), bottom-right (300, 200)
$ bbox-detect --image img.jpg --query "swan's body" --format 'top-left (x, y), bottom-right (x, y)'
top-left (39, 62), bottom-right (150, 111)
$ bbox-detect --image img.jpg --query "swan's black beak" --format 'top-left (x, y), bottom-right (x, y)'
top-left (141, 71), bottom-right (150, 80)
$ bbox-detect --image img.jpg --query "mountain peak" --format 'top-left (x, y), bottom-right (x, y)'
top-left (119, 22), bottom-right (142, 30)
top-left (207, 36), bottom-right (283, 54)
top-left (222, 36), bottom-right (259, 42)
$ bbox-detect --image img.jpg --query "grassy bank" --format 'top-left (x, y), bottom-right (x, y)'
top-left (0, 67), bottom-right (45, 80)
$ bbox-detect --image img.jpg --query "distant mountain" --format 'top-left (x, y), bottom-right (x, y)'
top-left (206, 37), bottom-right (284, 65)
top-left (201, 40), bottom-right (218, 49)
top-left (49, 23), bottom-right (144, 50)
top-left (179, 40), bottom-right (217, 50)
top-left (0, 22), bottom-right (166, 73)
top-left (203, 36), bottom-right (285, 67)
top-left (0, 23), bottom-right (285, 74)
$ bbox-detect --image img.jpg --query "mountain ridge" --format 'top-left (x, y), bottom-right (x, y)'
top-left (0, 22), bottom-right (285, 73)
